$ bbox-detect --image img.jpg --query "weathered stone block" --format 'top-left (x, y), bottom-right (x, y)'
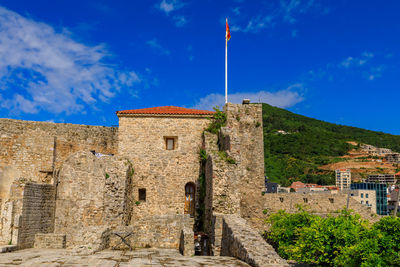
top-left (34, 233), bottom-right (66, 249)
top-left (179, 227), bottom-right (194, 256)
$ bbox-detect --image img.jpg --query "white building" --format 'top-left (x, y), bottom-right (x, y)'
top-left (335, 169), bottom-right (351, 190)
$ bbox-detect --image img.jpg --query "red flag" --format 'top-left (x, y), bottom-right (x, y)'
top-left (226, 19), bottom-right (231, 41)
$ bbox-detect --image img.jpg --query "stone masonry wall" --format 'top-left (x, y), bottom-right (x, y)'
top-left (107, 214), bottom-right (194, 250)
top-left (0, 182), bottom-right (24, 245)
top-left (204, 103), bottom-right (265, 254)
top-left (221, 214), bottom-right (288, 267)
top-left (262, 192), bottom-right (380, 225)
top-left (17, 183), bottom-right (55, 249)
top-left (54, 151), bottom-right (132, 249)
top-left (223, 104), bottom-right (265, 222)
top-left (118, 115), bottom-right (210, 220)
top-left (0, 118), bottom-right (117, 185)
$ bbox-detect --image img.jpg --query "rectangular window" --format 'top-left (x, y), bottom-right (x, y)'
top-left (139, 188), bottom-right (146, 201)
top-left (366, 193), bottom-right (369, 198)
top-left (303, 198), bottom-right (308, 203)
top-left (361, 200), bottom-right (364, 204)
top-left (279, 197), bottom-right (284, 202)
top-left (361, 193), bottom-right (364, 198)
top-left (165, 137), bottom-right (177, 150)
top-left (329, 198), bottom-right (334, 203)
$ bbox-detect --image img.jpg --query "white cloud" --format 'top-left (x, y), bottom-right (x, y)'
top-left (231, 0), bottom-right (324, 33)
top-left (337, 52), bottom-right (386, 81)
top-left (193, 84), bottom-right (304, 110)
top-left (0, 6), bottom-right (140, 115)
top-left (158, 0), bottom-right (188, 27)
top-left (173, 15), bottom-right (187, 27)
top-left (340, 52), bottom-right (374, 69)
top-left (146, 39), bottom-right (171, 55)
top-left (159, 0), bottom-right (184, 14)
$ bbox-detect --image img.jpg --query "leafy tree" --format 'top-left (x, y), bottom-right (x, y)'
top-left (265, 209), bottom-right (400, 266)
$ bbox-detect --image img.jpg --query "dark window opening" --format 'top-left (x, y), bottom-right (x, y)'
top-left (303, 198), bottom-right (308, 203)
top-left (329, 198), bottom-right (334, 203)
top-left (139, 188), bottom-right (146, 201)
top-left (279, 197), bottom-right (284, 202)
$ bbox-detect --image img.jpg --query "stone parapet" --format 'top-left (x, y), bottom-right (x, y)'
top-left (262, 192), bottom-right (380, 225)
top-left (34, 233), bottom-right (66, 249)
top-left (221, 214), bottom-right (289, 267)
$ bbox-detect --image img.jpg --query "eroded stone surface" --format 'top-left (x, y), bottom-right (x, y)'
top-left (0, 248), bottom-right (250, 267)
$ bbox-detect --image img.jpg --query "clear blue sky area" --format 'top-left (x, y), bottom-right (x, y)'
top-left (0, 1), bottom-right (399, 134)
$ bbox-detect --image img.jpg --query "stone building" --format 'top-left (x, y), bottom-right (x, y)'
top-left (116, 106), bottom-right (214, 220)
top-left (350, 189), bottom-right (377, 213)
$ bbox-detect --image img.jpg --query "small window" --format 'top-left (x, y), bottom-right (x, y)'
top-left (139, 188), bottom-right (146, 201)
top-left (303, 198), bottom-right (308, 203)
top-left (279, 197), bottom-right (284, 202)
top-left (165, 137), bottom-right (176, 150)
top-left (329, 198), bottom-right (334, 203)
top-left (366, 201), bottom-right (369, 205)
top-left (361, 200), bottom-right (364, 204)
top-left (361, 193), bottom-right (364, 198)
top-left (366, 193), bottom-right (368, 198)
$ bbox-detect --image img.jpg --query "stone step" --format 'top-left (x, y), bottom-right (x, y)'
top-left (0, 245), bottom-right (18, 253)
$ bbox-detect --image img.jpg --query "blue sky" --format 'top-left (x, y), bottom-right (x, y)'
top-left (0, 1), bottom-right (399, 134)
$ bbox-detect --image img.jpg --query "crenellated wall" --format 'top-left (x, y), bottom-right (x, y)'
top-left (261, 192), bottom-right (381, 224)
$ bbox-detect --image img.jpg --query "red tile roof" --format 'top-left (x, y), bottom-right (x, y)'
top-left (396, 171), bottom-right (400, 177)
top-left (116, 106), bottom-right (215, 116)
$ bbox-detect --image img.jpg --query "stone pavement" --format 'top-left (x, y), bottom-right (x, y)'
top-left (0, 248), bottom-right (250, 266)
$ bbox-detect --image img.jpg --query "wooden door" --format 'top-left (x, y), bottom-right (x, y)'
top-left (184, 183), bottom-right (195, 216)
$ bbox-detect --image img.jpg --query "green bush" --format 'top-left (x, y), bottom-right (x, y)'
top-left (265, 209), bottom-right (400, 266)
top-left (206, 107), bottom-right (227, 134)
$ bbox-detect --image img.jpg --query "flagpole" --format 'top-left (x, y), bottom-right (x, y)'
top-left (225, 18), bottom-right (228, 104)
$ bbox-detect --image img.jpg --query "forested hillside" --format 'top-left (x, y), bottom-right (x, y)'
top-left (262, 103), bottom-right (400, 186)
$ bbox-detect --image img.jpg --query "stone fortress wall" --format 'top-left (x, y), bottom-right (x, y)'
top-left (0, 118), bottom-right (117, 186)
top-left (261, 192), bottom-right (380, 224)
top-left (0, 119), bottom-right (118, 248)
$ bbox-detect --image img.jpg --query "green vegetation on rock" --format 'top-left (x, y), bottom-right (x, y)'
top-left (262, 103), bottom-right (400, 186)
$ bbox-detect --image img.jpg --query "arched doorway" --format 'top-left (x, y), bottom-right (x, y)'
top-left (184, 182), bottom-right (196, 217)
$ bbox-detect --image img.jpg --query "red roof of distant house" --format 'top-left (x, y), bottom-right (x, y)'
top-left (396, 171), bottom-right (400, 177)
top-left (290, 181), bottom-right (306, 191)
top-left (116, 106), bottom-right (215, 116)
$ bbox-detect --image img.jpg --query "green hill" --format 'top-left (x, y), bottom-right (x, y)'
top-left (262, 103), bottom-right (400, 186)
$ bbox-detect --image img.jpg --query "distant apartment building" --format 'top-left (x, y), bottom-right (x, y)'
top-left (385, 153), bottom-right (400, 163)
top-left (365, 174), bottom-right (397, 184)
top-left (350, 183), bottom-right (388, 215)
top-left (335, 169), bottom-right (351, 190)
top-left (361, 144), bottom-right (393, 156)
top-left (350, 189), bottom-right (377, 213)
